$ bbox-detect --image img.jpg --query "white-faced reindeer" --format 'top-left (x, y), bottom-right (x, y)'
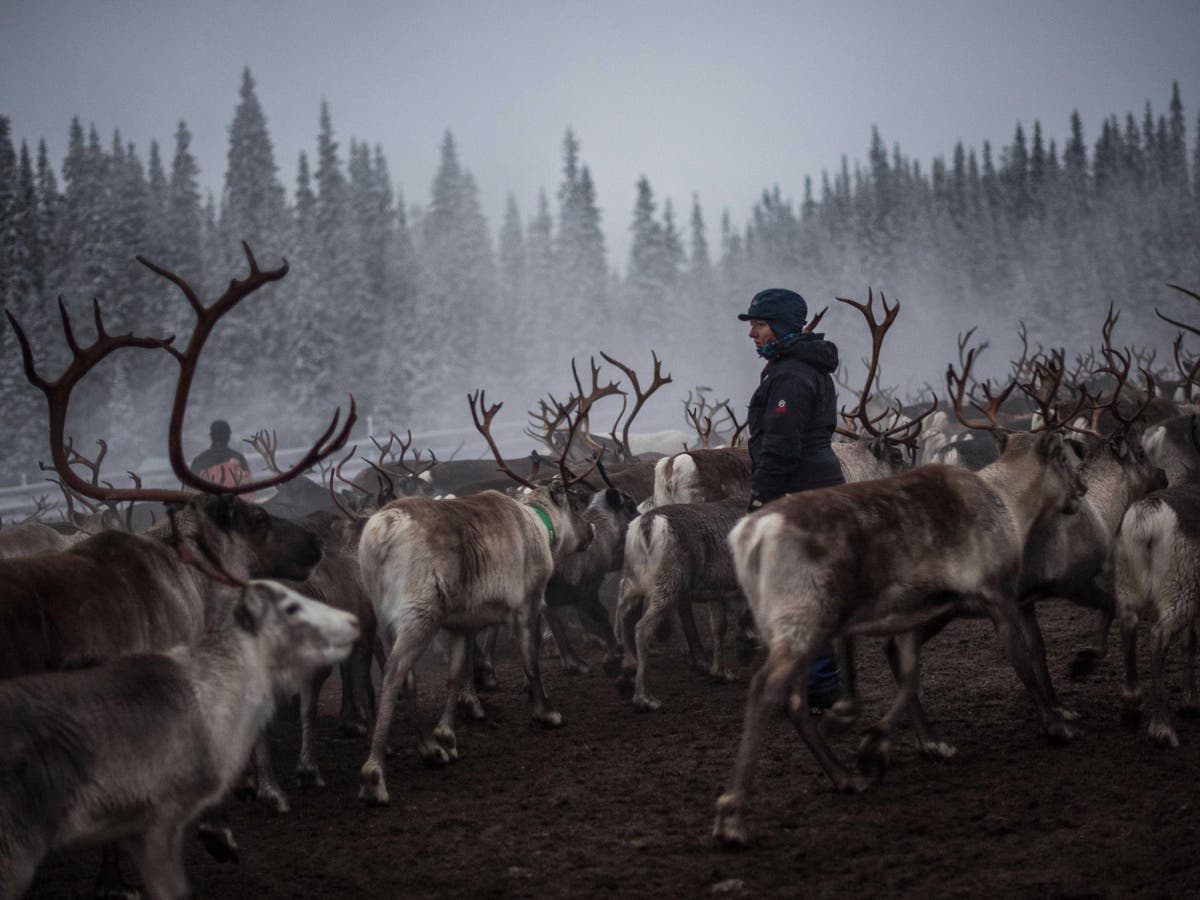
top-left (356, 391), bottom-right (596, 806)
top-left (712, 416), bottom-right (1086, 845)
top-left (0, 579), bottom-right (359, 900)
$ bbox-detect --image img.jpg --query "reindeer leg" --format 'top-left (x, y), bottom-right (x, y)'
top-left (514, 604), bottom-right (562, 727)
top-left (987, 593), bottom-right (1079, 742)
top-left (1069, 578), bottom-right (1116, 680)
top-left (124, 820), bottom-right (189, 900)
top-left (1148, 618), bottom-right (1184, 747)
top-left (457, 631), bottom-right (487, 720)
top-left (615, 578), bottom-right (643, 690)
top-left (544, 604), bottom-right (589, 674)
top-left (632, 594), bottom-right (674, 711)
top-left (1017, 602), bottom-right (1078, 722)
top-left (1119, 612), bottom-right (1142, 727)
top-left (882, 619), bottom-right (958, 758)
top-left (93, 844), bottom-right (136, 900)
top-left (825, 636), bottom-right (859, 728)
top-left (360, 620), bottom-right (440, 805)
top-left (432, 632), bottom-right (469, 761)
top-left (857, 632), bottom-right (924, 781)
top-left (252, 736), bottom-right (289, 814)
top-left (707, 598), bottom-right (735, 682)
top-left (677, 597), bottom-right (711, 673)
top-left (578, 593), bottom-right (623, 676)
top-left (296, 669), bottom-right (328, 787)
top-left (474, 626), bottom-right (500, 691)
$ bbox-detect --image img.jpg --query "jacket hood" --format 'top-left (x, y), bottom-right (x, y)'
top-left (773, 332), bottom-right (840, 373)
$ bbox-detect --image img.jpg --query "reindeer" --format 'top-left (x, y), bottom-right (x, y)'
top-left (614, 498), bottom-right (746, 710)
top-left (0, 579), bottom-right (359, 900)
top-left (711, 419), bottom-right (1085, 845)
top-left (0, 245), bottom-right (354, 882)
top-left (1113, 285), bottom-right (1200, 747)
top-left (356, 391), bottom-right (596, 806)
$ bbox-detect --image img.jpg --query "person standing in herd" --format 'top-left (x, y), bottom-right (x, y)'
top-left (739, 288), bottom-right (843, 709)
top-left (190, 419), bottom-right (252, 489)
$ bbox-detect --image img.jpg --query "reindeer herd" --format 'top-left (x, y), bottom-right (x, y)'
top-left (1, 245), bottom-right (1199, 897)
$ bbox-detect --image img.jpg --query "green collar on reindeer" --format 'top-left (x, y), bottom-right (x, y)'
top-left (530, 505), bottom-right (556, 548)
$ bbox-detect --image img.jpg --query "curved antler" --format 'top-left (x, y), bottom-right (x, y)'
top-left (7, 297), bottom-right (191, 503)
top-left (139, 242), bottom-right (357, 494)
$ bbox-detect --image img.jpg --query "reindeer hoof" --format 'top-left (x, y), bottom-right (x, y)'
top-left (358, 766), bottom-right (390, 806)
top-left (1054, 705), bottom-right (1082, 722)
top-left (919, 740), bottom-right (958, 760)
top-left (433, 725), bottom-right (460, 759)
top-left (1149, 721), bottom-right (1180, 748)
top-left (534, 709), bottom-right (564, 728)
top-left (458, 695), bottom-right (487, 721)
top-left (258, 787), bottom-right (290, 815)
top-left (338, 721), bottom-right (369, 738)
top-left (1068, 649), bottom-right (1099, 681)
top-left (418, 739), bottom-right (455, 767)
top-left (562, 660), bottom-right (591, 675)
top-left (197, 823), bottom-right (240, 864)
top-left (633, 695), bottom-right (662, 712)
top-left (1046, 720), bottom-right (1082, 743)
top-left (712, 795), bottom-right (750, 848)
top-left (824, 699), bottom-right (860, 730)
top-left (295, 765), bottom-right (326, 788)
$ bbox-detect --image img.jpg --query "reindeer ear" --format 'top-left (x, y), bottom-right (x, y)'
top-left (549, 480), bottom-right (567, 505)
top-left (993, 430), bottom-right (1010, 454)
top-left (207, 493), bottom-right (237, 529)
top-left (605, 487), bottom-right (622, 510)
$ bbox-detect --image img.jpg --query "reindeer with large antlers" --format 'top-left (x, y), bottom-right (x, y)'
top-left (0, 245), bottom-right (355, 882)
top-left (356, 390), bottom-right (597, 806)
top-left (712, 308), bottom-right (1091, 843)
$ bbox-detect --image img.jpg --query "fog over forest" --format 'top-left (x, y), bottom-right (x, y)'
top-left (1, 72), bottom-right (1198, 485)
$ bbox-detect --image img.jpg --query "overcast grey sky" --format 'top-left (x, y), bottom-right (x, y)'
top-left (2, 0), bottom-right (1198, 268)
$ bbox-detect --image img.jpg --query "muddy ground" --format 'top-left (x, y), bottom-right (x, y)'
top-left (30, 601), bottom-right (1200, 898)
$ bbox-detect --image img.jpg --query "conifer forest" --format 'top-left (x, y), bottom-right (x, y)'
top-left (1, 71), bottom-right (1198, 482)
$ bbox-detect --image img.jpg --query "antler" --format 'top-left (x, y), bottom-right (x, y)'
top-left (1094, 347), bottom-right (1157, 432)
top-left (244, 429), bottom-right (282, 475)
top-left (7, 297), bottom-right (191, 503)
top-left (140, 242), bottom-right (357, 494)
top-left (600, 350), bottom-right (672, 461)
top-left (945, 337), bottom-right (1016, 432)
top-left (835, 287), bottom-right (901, 433)
top-left (470, 389), bottom-right (601, 489)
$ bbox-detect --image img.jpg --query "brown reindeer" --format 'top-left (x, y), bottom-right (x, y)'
top-left (712, 422), bottom-right (1086, 845)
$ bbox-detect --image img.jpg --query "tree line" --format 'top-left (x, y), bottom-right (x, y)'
top-left (1, 70), bottom-right (1197, 484)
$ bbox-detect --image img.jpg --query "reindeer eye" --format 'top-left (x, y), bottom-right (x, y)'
top-left (284, 602), bottom-right (301, 615)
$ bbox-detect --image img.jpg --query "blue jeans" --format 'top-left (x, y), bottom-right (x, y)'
top-left (808, 647), bottom-right (839, 694)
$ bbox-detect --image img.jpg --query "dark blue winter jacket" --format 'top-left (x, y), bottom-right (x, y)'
top-left (747, 333), bottom-right (844, 505)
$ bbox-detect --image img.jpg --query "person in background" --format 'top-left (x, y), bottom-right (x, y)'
top-left (190, 419), bottom-right (252, 489)
top-left (739, 287), bottom-right (844, 710)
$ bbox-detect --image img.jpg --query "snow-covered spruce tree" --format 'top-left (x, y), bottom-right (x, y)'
top-left (0, 120), bottom-right (46, 481)
top-left (555, 129), bottom-right (607, 353)
top-left (216, 67), bottom-right (292, 428)
top-left (411, 131), bottom-right (495, 425)
top-left (496, 193), bottom-right (528, 383)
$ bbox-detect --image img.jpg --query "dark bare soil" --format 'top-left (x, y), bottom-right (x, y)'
top-left (30, 602), bottom-right (1200, 898)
